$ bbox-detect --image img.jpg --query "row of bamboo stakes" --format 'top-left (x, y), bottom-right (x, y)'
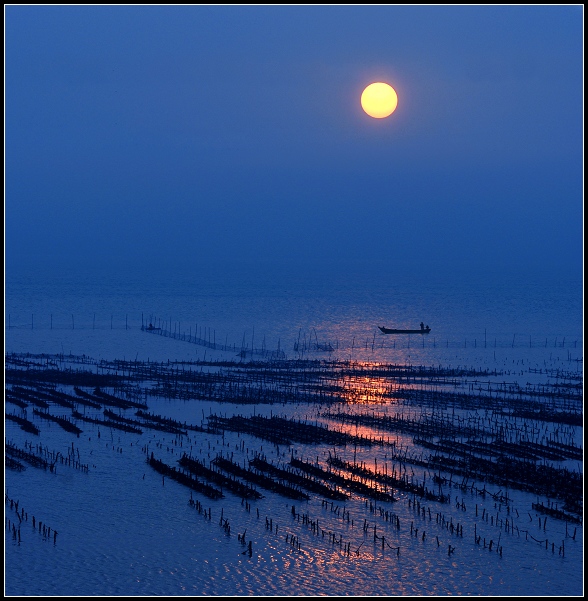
top-left (5, 350), bottom-right (582, 567)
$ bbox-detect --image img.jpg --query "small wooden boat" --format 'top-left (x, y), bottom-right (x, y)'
top-left (379, 323), bottom-right (431, 335)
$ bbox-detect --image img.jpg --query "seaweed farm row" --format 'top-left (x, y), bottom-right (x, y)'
top-left (5, 339), bottom-right (584, 598)
top-left (5, 352), bottom-right (582, 518)
top-left (5, 352), bottom-right (582, 412)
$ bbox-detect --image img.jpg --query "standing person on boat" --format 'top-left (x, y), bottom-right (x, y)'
top-left (420, 322), bottom-right (425, 331)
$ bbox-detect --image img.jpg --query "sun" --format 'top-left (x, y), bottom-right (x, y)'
top-left (361, 82), bottom-right (398, 119)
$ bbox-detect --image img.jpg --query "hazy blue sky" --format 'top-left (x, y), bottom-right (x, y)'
top-left (5, 5), bottom-right (583, 276)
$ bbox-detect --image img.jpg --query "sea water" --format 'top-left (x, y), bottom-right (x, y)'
top-left (4, 262), bottom-right (583, 596)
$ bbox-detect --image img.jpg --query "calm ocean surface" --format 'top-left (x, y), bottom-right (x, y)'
top-left (4, 263), bottom-right (584, 596)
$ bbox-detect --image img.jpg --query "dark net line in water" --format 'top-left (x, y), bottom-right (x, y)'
top-left (5, 351), bottom-right (583, 520)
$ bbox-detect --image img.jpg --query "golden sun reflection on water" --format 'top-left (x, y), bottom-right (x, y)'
top-left (320, 358), bottom-right (429, 405)
top-left (336, 373), bottom-right (391, 404)
top-left (304, 359), bottom-right (431, 456)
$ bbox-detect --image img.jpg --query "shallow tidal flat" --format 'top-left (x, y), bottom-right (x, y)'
top-left (5, 352), bottom-right (583, 596)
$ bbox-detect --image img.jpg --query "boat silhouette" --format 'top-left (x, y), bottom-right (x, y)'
top-left (379, 322), bottom-right (431, 335)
